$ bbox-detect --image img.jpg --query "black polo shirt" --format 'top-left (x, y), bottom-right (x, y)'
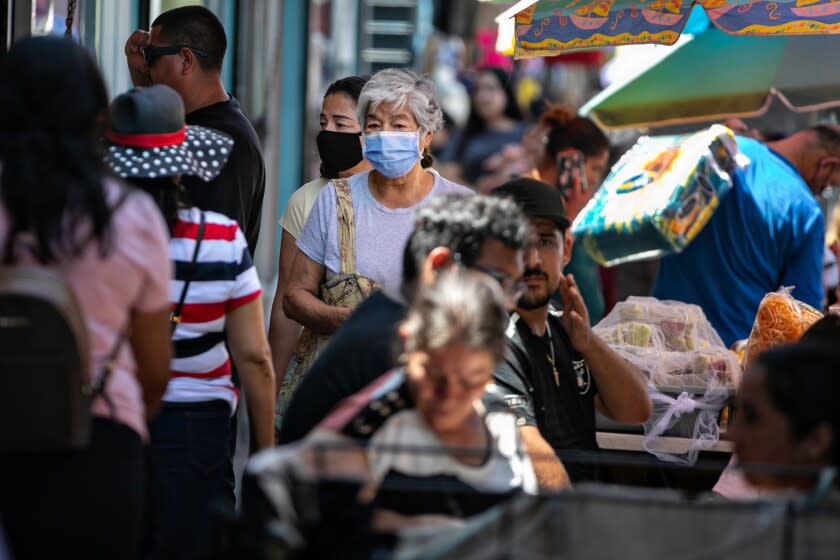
top-left (490, 309), bottom-right (599, 481)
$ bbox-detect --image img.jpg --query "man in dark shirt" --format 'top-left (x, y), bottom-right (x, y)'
top-left (490, 178), bottom-right (652, 482)
top-left (277, 194), bottom-right (571, 489)
top-left (124, 5), bottom-right (265, 252)
top-left (277, 194), bottom-right (525, 443)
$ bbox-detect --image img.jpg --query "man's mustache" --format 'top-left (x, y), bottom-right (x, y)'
top-left (522, 268), bottom-right (548, 280)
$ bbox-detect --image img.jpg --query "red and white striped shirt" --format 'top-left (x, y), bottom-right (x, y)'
top-left (164, 207), bottom-right (262, 412)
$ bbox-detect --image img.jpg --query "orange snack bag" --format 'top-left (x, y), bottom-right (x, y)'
top-left (743, 288), bottom-right (822, 369)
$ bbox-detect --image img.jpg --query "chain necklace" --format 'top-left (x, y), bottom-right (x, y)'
top-left (545, 321), bottom-right (560, 387)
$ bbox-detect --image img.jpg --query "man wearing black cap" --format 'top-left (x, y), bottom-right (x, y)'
top-left (491, 178), bottom-right (651, 482)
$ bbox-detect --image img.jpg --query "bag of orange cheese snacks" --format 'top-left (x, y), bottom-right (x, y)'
top-left (742, 287), bottom-right (823, 369)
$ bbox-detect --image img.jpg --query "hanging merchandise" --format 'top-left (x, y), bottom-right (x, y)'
top-left (742, 287), bottom-right (823, 369)
top-left (572, 124), bottom-right (743, 267)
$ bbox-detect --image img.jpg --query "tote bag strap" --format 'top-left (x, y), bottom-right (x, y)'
top-left (332, 178), bottom-right (358, 275)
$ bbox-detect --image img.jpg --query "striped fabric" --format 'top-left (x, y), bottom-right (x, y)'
top-left (162, 207), bottom-right (261, 412)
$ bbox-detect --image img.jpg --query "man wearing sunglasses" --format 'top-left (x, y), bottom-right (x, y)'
top-left (124, 5), bottom-right (265, 255)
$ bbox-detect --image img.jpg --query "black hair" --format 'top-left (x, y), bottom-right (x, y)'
top-left (319, 75), bottom-right (370, 178)
top-left (540, 104), bottom-right (610, 160)
top-left (800, 314), bottom-right (840, 348)
top-left (0, 36), bottom-right (112, 264)
top-left (754, 342), bottom-right (840, 468)
top-left (153, 5), bottom-right (227, 73)
top-left (454, 67), bottom-right (523, 160)
top-left (401, 194), bottom-right (530, 297)
top-left (325, 75), bottom-right (369, 103)
top-left (126, 177), bottom-right (188, 235)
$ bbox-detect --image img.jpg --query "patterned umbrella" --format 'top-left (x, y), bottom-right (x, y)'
top-left (511, 0), bottom-right (840, 57)
top-left (578, 11), bottom-right (840, 128)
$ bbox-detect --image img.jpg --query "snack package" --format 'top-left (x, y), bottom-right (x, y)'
top-left (742, 288), bottom-right (823, 369)
top-left (572, 125), bottom-right (743, 266)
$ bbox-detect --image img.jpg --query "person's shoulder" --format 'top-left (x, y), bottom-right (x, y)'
top-left (735, 136), bottom-right (765, 157)
top-left (505, 312), bottom-right (527, 343)
top-left (286, 178), bottom-right (330, 216)
top-left (495, 317), bottom-right (531, 378)
top-left (319, 369), bottom-right (413, 438)
top-left (187, 97), bottom-right (260, 145)
top-left (307, 177), bottom-right (341, 214)
top-left (344, 171), bottom-right (371, 193)
top-left (107, 179), bottom-right (165, 231)
top-left (103, 179), bottom-right (169, 268)
top-left (198, 208), bottom-right (242, 229)
top-left (434, 174), bottom-right (474, 196)
top-left (299, 177), bottom-right (330, 198)
top-left (741, 139), bottom-right (807, 188)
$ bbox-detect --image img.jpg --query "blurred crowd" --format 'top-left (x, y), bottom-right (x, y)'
top-left (2, 5), bottom-right (840, 560)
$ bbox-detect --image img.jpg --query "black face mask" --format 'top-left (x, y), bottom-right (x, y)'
top-left (316, 130), bottom-right (363, 178)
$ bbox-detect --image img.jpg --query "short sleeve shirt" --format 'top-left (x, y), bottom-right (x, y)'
top-left (0, 179), bottom-right (171, 440)
top-left (279, 177), bottom-right (329, 240)
top-left (491, 310), bottom-right (600, 481)
top-left (165, 208), bottom-right (262, 413)
top-left (296, 171), bottom-right (473, 289)
top-left (653, 137), bottom-right (824, 346)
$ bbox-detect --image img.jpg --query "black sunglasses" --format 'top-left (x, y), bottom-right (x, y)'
top-left (143, 44), bottom-right (208, 67)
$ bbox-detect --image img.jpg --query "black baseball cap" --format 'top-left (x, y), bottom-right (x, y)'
top-left (491, 177), bottom-right (571, 231)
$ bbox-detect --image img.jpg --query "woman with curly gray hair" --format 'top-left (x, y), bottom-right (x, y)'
top-left (247, 271), bottom-right (537, 555)
top-left (279, 69), bottom-right (472, 421)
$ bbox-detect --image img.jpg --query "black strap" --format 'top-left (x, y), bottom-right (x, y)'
top-left (86, 326), bottom-right (128, 418)
top-left (171, 211), bottom-right (206, 333)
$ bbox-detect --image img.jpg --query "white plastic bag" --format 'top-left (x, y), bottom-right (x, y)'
top-left (594, 297), bottom-right (741, 464)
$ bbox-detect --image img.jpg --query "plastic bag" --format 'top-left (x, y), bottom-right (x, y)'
top-left (594, 297), bottom-right (741, 464)
top-left (572, 125), bottom-right (743, 267)
top-left (594, 296), bottom-right (740, 388)
top-left (742, 287), bottom-right (823, 370)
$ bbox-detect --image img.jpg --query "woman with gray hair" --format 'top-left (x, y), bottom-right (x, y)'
top-left (246, 271), bottom-right (537, 553)
top-left (279, 69), bottom-right (472, 423)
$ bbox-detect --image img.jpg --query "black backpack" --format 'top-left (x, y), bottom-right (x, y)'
top-left (0, 201), bottom-right (128, 451)
top-left (0, 267), bottom-right (99, 449)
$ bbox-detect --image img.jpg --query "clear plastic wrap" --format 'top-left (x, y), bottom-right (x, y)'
top-left (572, 125), bottom-right (742, 266)
top-left (594, 296), bottom-right (740, 388)
top-left (594, 296), bottom-right (741, 464)
top-left (742, 287), bottom-right (823, 370)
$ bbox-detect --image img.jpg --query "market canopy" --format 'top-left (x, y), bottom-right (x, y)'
top-left (506, 0), bottom-right (840, 57)
top-left (578, 13), bottom-right (840, 129)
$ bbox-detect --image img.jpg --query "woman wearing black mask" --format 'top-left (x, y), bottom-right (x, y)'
top-left (268, 76), bottom-right (371, 406)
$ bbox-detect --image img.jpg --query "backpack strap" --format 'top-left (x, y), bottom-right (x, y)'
top-left (84, 325), bottom-right (128, 419)
top-left (80, 188), bottom-right (145, 418)
top-left (332, 178), bottom-right (357, 275)
top-left (170, 211), bottom-right (206, 333)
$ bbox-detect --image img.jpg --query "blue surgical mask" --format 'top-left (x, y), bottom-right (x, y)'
top-left (362, 131), bottom-right (422, 179)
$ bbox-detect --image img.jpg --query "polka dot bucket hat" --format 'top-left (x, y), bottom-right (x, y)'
top-left (104, 84), bottom-right (233, 182)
